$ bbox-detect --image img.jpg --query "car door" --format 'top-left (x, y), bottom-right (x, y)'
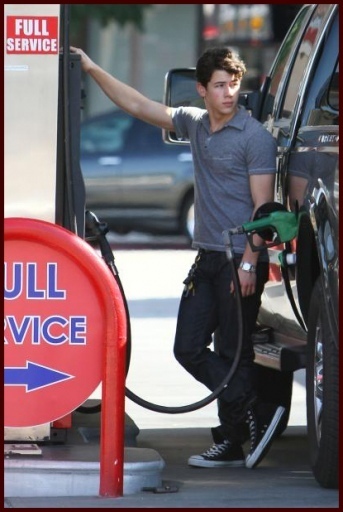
top-left (286, 6), bottom-right (339, 331)
top-left (256, 4), bottom-right (315, 337)
top-left (257, 5), bottom-right (338, 332)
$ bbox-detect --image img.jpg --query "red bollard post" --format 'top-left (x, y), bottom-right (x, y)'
top-left (99, 279), bottom-right (127, 497)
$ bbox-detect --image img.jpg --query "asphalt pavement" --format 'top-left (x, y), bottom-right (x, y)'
top-left (4, 424), bottom-right (339, 508)
top-left (4, 233), bottom-right (339, 508)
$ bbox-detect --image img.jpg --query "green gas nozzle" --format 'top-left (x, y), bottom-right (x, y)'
top-left (229, 203), bottom-right (299, 251)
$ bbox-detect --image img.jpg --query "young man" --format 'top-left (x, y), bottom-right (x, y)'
top-left (71, 46), bottom-right (285, 469)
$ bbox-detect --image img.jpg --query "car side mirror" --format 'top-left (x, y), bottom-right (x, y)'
top-left (162, 68), bottom-right (199, 144)
top-left (162, 68), bottom-right (261, 144)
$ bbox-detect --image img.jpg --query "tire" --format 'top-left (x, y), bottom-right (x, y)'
top-left (306, 278), bottom-right (338, 488)
top-left (180, 193), bottom-right (194, 241)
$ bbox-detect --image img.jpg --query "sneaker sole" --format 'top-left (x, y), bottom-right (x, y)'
top-left (245, 406), bottom-right (285, 469)
top-left (188, 457), bottom-right (245, 468)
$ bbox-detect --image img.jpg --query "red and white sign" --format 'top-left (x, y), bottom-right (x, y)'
top-left (4, 218), bottom-right (120, 427)
top-left (6, 16), bottom-right (59, 54)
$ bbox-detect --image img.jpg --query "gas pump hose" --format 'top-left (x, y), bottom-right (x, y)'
top-left (77, 211), bottom-right (243, 414)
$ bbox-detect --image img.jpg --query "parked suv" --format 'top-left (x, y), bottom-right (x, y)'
top-left (163, 4), bottom-right (338, 489)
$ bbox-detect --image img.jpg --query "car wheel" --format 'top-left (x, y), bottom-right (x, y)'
top-left (180, 193), bottom-right (194, 241)
top-left (306, 278), bottom-right (338, 488)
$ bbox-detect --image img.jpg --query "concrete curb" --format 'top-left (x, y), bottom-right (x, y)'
top-left (5, 447), bottom-right (165, 497)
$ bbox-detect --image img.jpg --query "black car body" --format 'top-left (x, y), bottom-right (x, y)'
top-left (80, 110), bottom-right (195, 239)
top-left (163, 4), bottom-right (339, 489)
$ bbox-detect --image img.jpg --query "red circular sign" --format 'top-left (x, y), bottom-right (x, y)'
top-left (4, 218), bottom-right (120, 427)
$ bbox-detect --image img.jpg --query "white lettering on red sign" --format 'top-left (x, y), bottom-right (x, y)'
top-left (4, 262), bottom-right (87, 345)
top-left (4, 315), bottom-right (87, 345)
top-left (6, 16), bottom-right (59, 54)
top-left (5, 262), bottom-right (66, 300)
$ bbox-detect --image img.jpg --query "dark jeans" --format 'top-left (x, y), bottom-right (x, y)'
top-left (173, 250), bottom-right (269, 444)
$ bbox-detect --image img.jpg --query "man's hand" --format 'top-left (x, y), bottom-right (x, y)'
top-left (70, 46), bottom-right (94, 73)
top-left (230, 269), bottom-right (256, 297)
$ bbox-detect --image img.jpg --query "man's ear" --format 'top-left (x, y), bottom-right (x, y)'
top-left (196, 82), bottom-right (206, 98)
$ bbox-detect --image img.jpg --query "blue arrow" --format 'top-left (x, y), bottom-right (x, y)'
top-left (4, 361), bottom-right (74, 392)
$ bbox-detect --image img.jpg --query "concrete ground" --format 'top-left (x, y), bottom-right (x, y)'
top-left (4, 418), bottom-right (339, 508)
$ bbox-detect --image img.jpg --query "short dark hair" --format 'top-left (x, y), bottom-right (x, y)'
top-left (196, 47), bottom-right (246, 87)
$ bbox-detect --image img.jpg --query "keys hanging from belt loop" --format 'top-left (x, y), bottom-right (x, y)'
top-left (183, 279), bottom-right (195, 297)
top-left (183, 252), bottom-right (201, 297)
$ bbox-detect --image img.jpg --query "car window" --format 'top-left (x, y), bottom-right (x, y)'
top-left (298, 8), bottom-right (338, 128)
top-left (80, 113), bottom-right (133, 154)
top-left (279, 4), bottom-right (334, 122)
top-left (260, 5), bottom-right (313, 123)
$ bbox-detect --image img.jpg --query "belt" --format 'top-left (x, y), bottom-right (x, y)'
top-left (198, 248), bottom-right (221, 254)
top-left (198, 249), bottom-right (243, 261)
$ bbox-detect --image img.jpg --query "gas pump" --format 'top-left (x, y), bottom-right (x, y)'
top-left (4, 4), bottom-right (86, 443)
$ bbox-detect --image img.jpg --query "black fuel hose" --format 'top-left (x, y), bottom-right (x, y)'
top-left (280, 243), bottom-right (307, 332)
top-left (60, 5), bottom-right (77, 234)
top-left (77, 213), bottom-right (243, 414)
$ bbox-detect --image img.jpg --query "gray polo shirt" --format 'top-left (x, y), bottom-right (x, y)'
top-left (172, 106), bottom-right (277, 256)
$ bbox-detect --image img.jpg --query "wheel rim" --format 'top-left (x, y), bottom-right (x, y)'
top-left (313, 323), bottom-right (323, 444)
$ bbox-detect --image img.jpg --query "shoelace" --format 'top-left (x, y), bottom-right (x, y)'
top-left (202, 441), bottom-right (230, 458)
top-left (246, 409), bottom-right (257, 451)
top-left (247, 408), bottom-right (270, 453)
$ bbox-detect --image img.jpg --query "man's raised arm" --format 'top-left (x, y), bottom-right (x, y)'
top-left (70, 46), bottom-right (174, 131)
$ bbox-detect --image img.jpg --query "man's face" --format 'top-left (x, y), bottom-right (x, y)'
top-left (197, 70), bottom-right (241, 117)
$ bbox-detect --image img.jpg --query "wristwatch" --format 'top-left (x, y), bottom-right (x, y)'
top-left (239, 261), bottom-right (256, 273)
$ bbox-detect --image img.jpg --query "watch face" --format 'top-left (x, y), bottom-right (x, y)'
top-left (240, 262), bottom-right (254, 272)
